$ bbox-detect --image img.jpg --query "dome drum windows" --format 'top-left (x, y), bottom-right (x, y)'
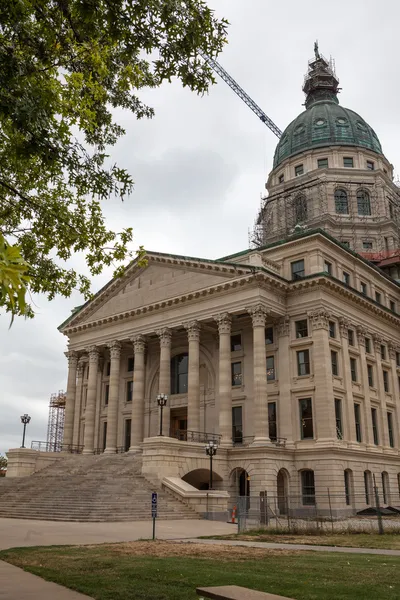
top-left (294, 194), bottom-right (307, 224)
top-left (357, 190), bottom-right (371, 216)
top-left (334, 189), bottom-right (349, 214)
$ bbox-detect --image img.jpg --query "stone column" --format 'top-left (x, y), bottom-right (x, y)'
top-left (389, 342), bottom-right (400, 446)
top-left (373, 334), bottom-right (389, 448)
top-left (215, 313), bottom-right (232, 446)
top-left (130, 335), bottom-right (146, 451)
top-left (83, 346), bottom-right (99, 454)
top-left (339, 318), bottom-right (356, 442)
top-left (308, 309), bottom-right (336, 442)
top-left (72, 358), bottom-right (85, 447)
top-left (356, 327), bottom-right (374, 446)
top-left (248, 305), bottom-right (270, 445)
top-left (277, 317), bottom-right (292, 444)
top-left (63, 351), bottom-right (78, 449)
top-left (185, 321), bottom-right (201, 433)
top-left (157, 328), bottom-right (172, 436)
top-left (104, 340), bottom-right (121, 454)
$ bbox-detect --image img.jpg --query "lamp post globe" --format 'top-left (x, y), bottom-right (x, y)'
top-left (205, 439), bottom-right (218, 490)
top-left (20, 413), bottom-right (31, 448)
top-left (157, 394), bottom-right (168, 436)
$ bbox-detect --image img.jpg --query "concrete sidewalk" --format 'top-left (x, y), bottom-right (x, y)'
top-left (182, 537), bottom-right (400, 556)
top-left (0, 560), bottom-right (93, 600)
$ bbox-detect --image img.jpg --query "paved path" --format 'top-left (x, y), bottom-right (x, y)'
top-left (182, 537), bottom-right (400, 556)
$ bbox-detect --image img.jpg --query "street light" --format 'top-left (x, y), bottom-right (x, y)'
top-left (205, 440), bottom-right (218, 490)
top-left (20, 414), bottom-right (31, 448)
top-left (157, 394), bottom-right (168, 436)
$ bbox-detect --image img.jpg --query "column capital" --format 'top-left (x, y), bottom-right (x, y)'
top-left (87, 346), bottom-right (100, 363)
top-left (308, 308), bottom-right (331, 330)
top-left (247, 304), bottom-right (269, 327)
top-left (277, 316), bottom-right (290, 337)
top-left (156, 328), bottom-right (172, 348)
top-left (108, 340), bottom-right (122, 360)
top-left (338, 317), bottom-right (351, 339)
top-left (132, 334), bottom-right (146, 354)
top-left (356, 326), bottom-right (368, 346)
top-left (65, 350), bottom-right (78, 368)
top-left (214, 312), bottom-right (232, 335)
top-left (184, 320), bottom-right (201, 341)
top-left (373, 333), bottom-right (383, 352)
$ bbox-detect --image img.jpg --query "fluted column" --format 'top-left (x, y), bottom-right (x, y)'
top-left (157, 328), bottom-right (172, 436)
top-left (356, 327), bottom-right (374, 446)
top-left (373, 334), bottom-right (389, 448)
top-left (63, 351), bottom-right (78, 449)
top-left (104, 340), bottom-right (121, 454)
top-left (277, 317), bottom-right (292, 443)
top-left (130, 335), bottom-right (146, 451)
top-left (339, 318), bottom-right (356, 442)
top-left (72, 358), bottom-right (85, 447)
top-left (185, 321), bottom-right (201, 433)
top-left (215, 313), bottom-right (232, 446)
top-left (249, 305), bottom-right (270, 445)
top-left (83, 346), bottom-right (100, 454)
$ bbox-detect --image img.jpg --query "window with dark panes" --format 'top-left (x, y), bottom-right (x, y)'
top-left (366, 160), bottom-right (374, 170)
top-left (387, 412), bottom-right (394, 448)
top-left (375, 291), bottom-right (382, 304)
top-left (371, 408), bottom-right (379, 445)
top-left (364, 471), bottom-right (371, 504)
top-left (295, 164), bottom-right (304, 176)
top-left (231, 362), bottom-right (242, 387)
top-left (295, 319), bottom-right (308, 338)
top-left (357, 190), bottom-right (371, 216)
top-left (391, 301), bottom-right (396, 313)
top-left (105, 361), bottom-right (111, 377)
top-left (335, 189), bottom-right (349, 213)
top-left (232, 406), bottom-right (243, 444)
top-left (104, 384), bottom-right (110, 406)
top-left (381, 344), bottom-right (386, 360)
top-left (343, 157), bottom-right (354, 168)
top-left (126, 380), bottom-right (133, 403)
top-left (343, 271), bottom-right (351, 285)
top-left (329, 321), bottom-right (336, 338)
top-left (331, 351), bottom-right (339, 376)
top-left (324, 261), bottom-right (332, 275)
top-left (301, 470), bottom-right (316, 505)
top-left (265, 326), bottom-right (274, 345)
top-left (299, 398), bottom-right (313, 439)
top-left (230, 334), bottom-right (242, 352)
top-left (344, 470), bottom-right (351, 505)
top-left (335, 398), bottom-right (343, 438)
top-left (127, 356), bottom-right (134, 373)
top-left (367, 364), bottom-right (374, 387)
top-left (396, 352), bottom-right (400, 368)
top-left (294, 195), bottom-right (307, 223)
top-left (291, 259), bottom-right (305, 280)
top-left (365, 337), bottom-right (371, 353)
top-left (297, 349), bottom-right (310, 376)
top-left (279, 173), bottom-right (284, 183)
top-left (268, 402), bottom-right (277, 441)
top-left (350, 358), bottom-right (357, 382)
top-left (266, 356), bottom-right (275, 381)
top-left (383, 370), bottom-right (389, 393)
top-left (171, 353), bottom-right (188, 394)
top-left (354, 404), bottom-right (362, 442)
top-left (318, 158), bottom-right (328, 168)
top-left (348, 329), bottom-right (354, 346)
top-left (360, 282), bottom-right (368, 296)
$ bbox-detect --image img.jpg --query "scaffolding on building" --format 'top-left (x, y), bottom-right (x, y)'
top-left (46, 391), bottom-right (66, 452)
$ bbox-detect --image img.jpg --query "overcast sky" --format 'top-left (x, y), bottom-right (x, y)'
top-left (1, 0), bottom-right (400, 456)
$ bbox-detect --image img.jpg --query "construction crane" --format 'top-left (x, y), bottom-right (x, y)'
top-left (200, 51), bottom-right (282, 139)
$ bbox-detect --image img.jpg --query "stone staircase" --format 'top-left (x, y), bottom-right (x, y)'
top-left (0, 454), bottom-right (199, 522)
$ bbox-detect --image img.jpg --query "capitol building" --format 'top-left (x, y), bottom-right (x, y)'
top-left (7, 48), bottom-right (400, 519)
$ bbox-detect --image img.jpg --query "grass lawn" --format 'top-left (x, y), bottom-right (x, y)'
top-left (0, 541), bottom-right (399, 600)
top-left (203, 530), bottom-right (400, 550)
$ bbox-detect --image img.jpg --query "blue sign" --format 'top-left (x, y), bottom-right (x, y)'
top-left (151, 492), bottom-right (158, 518)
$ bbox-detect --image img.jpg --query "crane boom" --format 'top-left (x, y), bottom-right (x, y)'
top-left (201, 52), bottom-right (282, 139)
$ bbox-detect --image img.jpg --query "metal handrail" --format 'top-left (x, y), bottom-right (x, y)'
top-left (174, 430), bottom-right (222, 444)
top-left (31, 441), bottom-right (84, 454)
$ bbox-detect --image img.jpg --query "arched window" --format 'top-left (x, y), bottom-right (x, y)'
top-left (335, 189), bottom-right (348, 214)
top-left (344, 469), bottom-right (353, 506)
top-left (357, 190), bottom-right (371, 216)
top-left (300, 469), bottom-right (315, 506)
top-left (382, 471), bottom-right (390, 505)
top-left (170, 353), bottom-right (188, 394)
top-left (294, 195), bottom-right (307, 223)
top-left (364, 470), bottom-right (372, 505)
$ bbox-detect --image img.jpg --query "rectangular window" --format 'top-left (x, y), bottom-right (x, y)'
top-left (329, 321), bottom-right (336, 338)
top-left (127, 356), bottom-right (134, 373)
top-left (344, 470), bottom-right (351, 505)
top-left (291, 259), bottom-right (305, 280)
top-left (105, 361), bottom-right (111, 377)
top-left (230, 333), bottom-right (242, 352)
top-left (366, 160), bottom-right (375, 170)
top-left (324, 260), bottom-right (332, 275)
top-left (396, 352), bottom-right (400, 368)
top-left (278, 173), bottom-right (284, 183)
top-left (295, 164), bottom-right (304, 176)
top-left (266, 356), bottom-right (275, 381)
top-left (364, 471), bottom-right (371, 504)
top-left (390, 300), bottom-right (396, 313)
top-left (335, 398), bottom-right (343, 439)
top-left (317, 158), bottom-right (328, 168)
top-left (343, 271), bottom-right (351, 286)
top-left (387, 412), bottom-right (394, 448)
top-left (375, 291), bottom-right (382, 304)
top-left (301, 470), bottom-right (315, 505)
top-left (371, 408), bottom-right (379, 445)
top-left (265, 326), bottom-right (274, 345)
top-left (383, 369), bottom-right (389, 393)
top-left (299, 398), bottom-right (314, 439)
top-left (360, 282), bottom-right (367, 296)
top-left (268, 402), bottom-right (277, 441)
top-left (331, 351), bottom-right (339, 376)
top-left (348, 329), bottom-right (354, 346)
top-left (232, 406), bottom-right (243, 444)
top-left (350, 357), bottom-right (357, 382)
top-left (231, 362), bottom-right (242, 387)
top-left (126, 380), bottom-right (133, 403)
top-left (295, 319), bottom-right (308, 338)
top-left (354, 404), bottom-right (362, 442)
top-left (381, 344), bottom-right (386, 360)
top-left (389, 202), bottom-right (394, 219)
top-left (343, 157), bottom-right (354, 168)
top-left (104, 384), bottom-right (110, 406)
top-left (363, 241), bottom-right (373, 250)
top-left (297, 349), bottom-right (310, 376)
top-left (365, 337), bottom-right (371, 353)
top-left (367, 364), bottom-right (374, 387)
top-left (102, 421), bottom-right (107, 452)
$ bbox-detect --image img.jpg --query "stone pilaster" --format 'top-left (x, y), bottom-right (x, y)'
top-left (63, 351), bottom-right (78, 449)
top-left (373, 334), bottom-right (389, 448)
top-left (130, 335), bottom-right (146, 451)
top-left (185, 321), bottom-right (201, 433)
top-left (356, 327), bottom-right (374, 446)
top-left (83, 346), bottom-right (100, 454)
top-left (388, 342), bottom-right (400, 448)
top-left (157, 328), bottom-right (172, 436)
top-left (277, 317), bottom-right (292, 444)
top-left (215, 313), bottom-right (232, 446)
top-left (339, 318), bottom-right (356, 443)
top-left (72, 358), bottom-right (85, 447)
top-left (308, 309), bottom-right (336, 442)
top-left (104, 341), bottom-right (121, 454)
top-left (248, 304), bottom-right (270, 445)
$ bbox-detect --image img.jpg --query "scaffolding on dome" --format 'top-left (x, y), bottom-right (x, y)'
top-left (46, 391), bottom-right (66, 452)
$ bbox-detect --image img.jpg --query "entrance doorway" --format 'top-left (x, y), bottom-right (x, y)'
top-left (170, 408), bottom-right (188, 439)
top-left (124, 419), bottom-right (131, 452)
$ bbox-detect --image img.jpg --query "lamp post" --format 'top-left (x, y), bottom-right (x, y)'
top-left (205, 440), bottom-right (218, 490)
top-left (157, 394), bottom-right (168, 436)
top-left (20, 414), bottom-right (31, 448)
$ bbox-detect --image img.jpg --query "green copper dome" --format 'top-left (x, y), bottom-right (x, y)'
top-left (273, 49), bottom-right (383, 169)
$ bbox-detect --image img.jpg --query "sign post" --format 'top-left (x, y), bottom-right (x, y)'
top-left (151, 492), bottom-right (158, 540)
